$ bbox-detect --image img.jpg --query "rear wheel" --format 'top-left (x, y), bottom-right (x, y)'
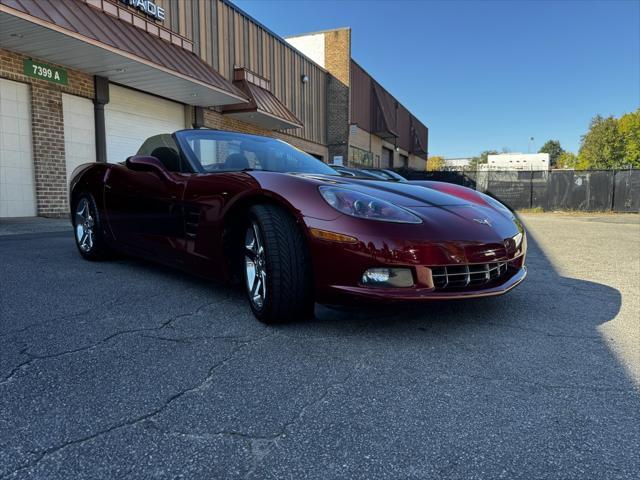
top-left (73, 193), bottom-right (109, 260)
top-left (243, 205), bottom-right (314, 323)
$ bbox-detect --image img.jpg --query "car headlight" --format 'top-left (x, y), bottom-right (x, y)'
top-left (319, 186), bottom-right (422, 224)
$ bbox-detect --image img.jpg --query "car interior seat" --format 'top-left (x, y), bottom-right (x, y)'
top-left (150, 147), bottom-right (181, 172)
top-left (224, 153), bottom-right (250, 171)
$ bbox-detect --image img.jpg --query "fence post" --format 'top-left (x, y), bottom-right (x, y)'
top-left (611, 169), bottom-right (617, 212)
top-left (529, 170), bottom-right (534, 209)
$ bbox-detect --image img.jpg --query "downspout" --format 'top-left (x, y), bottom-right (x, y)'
top-left (94, 76), bottom-right (109, 163)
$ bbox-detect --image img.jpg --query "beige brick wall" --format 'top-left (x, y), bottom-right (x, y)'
top-left (323, 29), bottom-right (351, 162)
top-left (347, 125), bottom-right (427, 171)
top-left (1, 48), bottom-right (94, 217)
top-left (201, 108), bottom-right (328, 160)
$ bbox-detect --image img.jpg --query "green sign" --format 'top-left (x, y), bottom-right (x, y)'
top-left (23, 59), bottom-right (68, 86)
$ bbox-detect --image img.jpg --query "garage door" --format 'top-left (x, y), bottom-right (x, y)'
top-left (105, 84), bottom-right (186, 163)
top-left (381, 146), bottom-right (394, 169)
top-left (0, 79), bottom-right (36, 217)
top-left (62, 93), bottom-right (95, 186)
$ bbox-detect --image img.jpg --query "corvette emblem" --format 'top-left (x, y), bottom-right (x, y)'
top-left (473, 218), bottom-right (492, 226)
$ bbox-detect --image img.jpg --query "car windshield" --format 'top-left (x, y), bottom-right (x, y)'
top-left (176, 130), bottom-right (338, 176)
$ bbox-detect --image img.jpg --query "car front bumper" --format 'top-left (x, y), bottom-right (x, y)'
top-left (323, 265), bottom-right (527, 303)
top-left (304, 214), bottom-right (527, 305)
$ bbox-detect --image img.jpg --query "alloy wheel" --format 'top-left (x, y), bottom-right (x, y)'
top-left (75, 198), bottom-right (95, 253)
top-left (244, 221), bottom-right (267, 309)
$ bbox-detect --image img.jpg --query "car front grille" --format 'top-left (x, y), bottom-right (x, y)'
top-left (430, 261), bottom-right (508, 290)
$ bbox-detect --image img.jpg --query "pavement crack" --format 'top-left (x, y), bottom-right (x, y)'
top-left (0, 301), bottom-right (225, 385)
top-left (0, 332), bottom-right (273, 479)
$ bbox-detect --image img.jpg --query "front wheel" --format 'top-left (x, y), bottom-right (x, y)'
top-left (243, 205), bottom-right (314, 324)
top-left (73, 193), bottom-right (110, 260)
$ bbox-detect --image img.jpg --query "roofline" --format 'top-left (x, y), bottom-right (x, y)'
top-left (351, 58), bottom-right (429, 129)
top-left (220, 0), bottom-right (328, 73)
top-left (285, 27), bottom-right (351, 38)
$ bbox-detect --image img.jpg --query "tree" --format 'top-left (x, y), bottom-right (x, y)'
top-left (427, 155), bottom-right (445, 171)
top-left (468, 150), bottom-right (497, 169)
top-left (538, 139), bottom-right (564, 167)
top-left (578, 115), bottom-right (625, 169)
top-left (618, 108), bottom-right (640, 168)
top-left (555, 152), bottom-right (579, 169)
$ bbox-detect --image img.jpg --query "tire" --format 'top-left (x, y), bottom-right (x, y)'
top-left (243, 204), bottom-right (314, 323)
top-left (72, 193), bottom-right (110, 261)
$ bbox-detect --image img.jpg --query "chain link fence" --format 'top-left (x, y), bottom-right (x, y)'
top-left (406, 169), bottom-right (640, 212)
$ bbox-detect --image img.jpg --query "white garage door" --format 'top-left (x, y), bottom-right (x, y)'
top-left (62, 93), bottom-right (95, 187)
top-left (0, 79), bottom-right (36, 217)
top-left (105, 84), bottom-right (186, 163)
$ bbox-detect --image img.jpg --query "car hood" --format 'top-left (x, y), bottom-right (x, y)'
top-left (290, 173), bottom-right (519, 235)
top-left (295, 174), bottom-right (470, 207)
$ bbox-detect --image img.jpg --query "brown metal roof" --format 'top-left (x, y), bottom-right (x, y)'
top-left (350, 60), bottom-right (428, 157)
top-left (0, 0), bottom-right (247, 101)
top-left (222, 79), bottom-right (303, 129)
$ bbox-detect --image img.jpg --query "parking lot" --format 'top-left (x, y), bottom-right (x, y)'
top-left (1, 213), bottom-right (638, 479)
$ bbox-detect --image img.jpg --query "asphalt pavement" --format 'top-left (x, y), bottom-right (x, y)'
top-left (0, 213), bottom-right (638, 479)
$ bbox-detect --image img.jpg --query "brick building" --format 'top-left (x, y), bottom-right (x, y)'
top-left (0, 0), bottom-right (428, 218)
top-left (286, 28), bottom-right (429, 171)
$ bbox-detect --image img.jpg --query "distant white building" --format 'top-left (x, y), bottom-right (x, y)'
top-left (443, 157), bottom-right (472, 170)
top-left (484, 153), bottom-right (550, 171)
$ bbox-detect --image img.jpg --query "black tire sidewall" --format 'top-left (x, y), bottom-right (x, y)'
top-left (243, 205), bottom-right (314, 323)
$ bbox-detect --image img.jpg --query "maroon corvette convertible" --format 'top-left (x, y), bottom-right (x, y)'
top-left (69, 129), bottom-right (526, 323)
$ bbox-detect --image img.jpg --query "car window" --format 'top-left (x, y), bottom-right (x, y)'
top-left (137, 134), bottom-right (178, 157)
top-left (136, 134), bottom-right (188, 173)
top-left (176, 130), bottom-right (339, 176)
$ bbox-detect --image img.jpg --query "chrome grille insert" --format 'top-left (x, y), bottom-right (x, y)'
top-left (430, 261), bottom-right (508, 290)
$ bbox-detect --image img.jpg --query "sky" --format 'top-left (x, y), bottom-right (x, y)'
top-left (233, 0), bottom-right (640, 158)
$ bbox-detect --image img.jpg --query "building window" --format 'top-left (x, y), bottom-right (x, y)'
top-left (349, 145), bottom-right (373, 167)
top-left (400, 154), bottom-right (408, 168)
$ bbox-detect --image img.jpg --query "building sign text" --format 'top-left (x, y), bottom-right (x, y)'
top-left (23, 59), bottom-right (68, 86)
top-left (119, 0), bottom-right (165, 22)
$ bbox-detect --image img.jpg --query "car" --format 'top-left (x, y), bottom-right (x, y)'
top-left (330, 165), bottom-right (382, 180)
top-left (361, 168), bottom-right (409, 182)
top-left (69, 129), bottom-right (527, 324)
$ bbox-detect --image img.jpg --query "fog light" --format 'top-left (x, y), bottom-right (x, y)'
top-left (361, 268), bottom-right (414, 288)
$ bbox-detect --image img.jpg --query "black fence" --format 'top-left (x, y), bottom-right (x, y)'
top-left (406, 169), bottom-right (640, 212)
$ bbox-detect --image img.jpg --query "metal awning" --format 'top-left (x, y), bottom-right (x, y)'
top-left (0, 0), bottom-right (249, 107)
top-left (372, 82), bottom-right (398, 139)
top-left (222, 68), bottom-right (302, 130)
top-left (410, 115), bottom-right (429, 159)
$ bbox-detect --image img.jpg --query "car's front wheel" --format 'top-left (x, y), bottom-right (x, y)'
top-left (243, 205), bottom-right (314, 323)
top-left (73, 193), bottom-right (110, 260)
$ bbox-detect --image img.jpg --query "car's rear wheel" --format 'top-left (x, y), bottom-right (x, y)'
top-left (243, 205), bottom-right (314, 323)
top-left (73, 193), bottom-right (109, 260)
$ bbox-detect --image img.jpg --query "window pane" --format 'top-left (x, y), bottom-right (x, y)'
top-left (177, 130), bottom-right (338, 175)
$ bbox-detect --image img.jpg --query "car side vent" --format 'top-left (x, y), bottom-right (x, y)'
top-left (184, 206), bottom-right (201, 238)
top-left (430, 261), bottom-right (508, 290)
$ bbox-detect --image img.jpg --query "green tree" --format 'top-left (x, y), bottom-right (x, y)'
top-left (538, 139), bottom-right (564, 167)
top-left (578, 115), bottom-right (625, 169)
top-left (427, 155), bottom-right (445, 171)
top-left (555, 152), bottom-right (579, 169)
top-left (618, 108), bottom-right (640, 168)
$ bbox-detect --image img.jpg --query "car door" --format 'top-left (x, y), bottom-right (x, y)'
top-left (104, 134), bottom-right (187, 261)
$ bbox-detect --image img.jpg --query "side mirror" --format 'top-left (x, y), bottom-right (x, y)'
top-left (125, 155), bottom-right (166, 173)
